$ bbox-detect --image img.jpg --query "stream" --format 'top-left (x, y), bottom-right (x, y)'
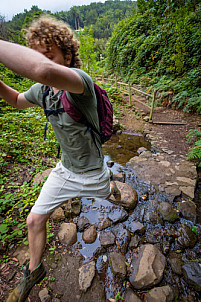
top-left (70, 131), bottom-right (201, 301)
top-left (76, 132), bottom-right (151, 260)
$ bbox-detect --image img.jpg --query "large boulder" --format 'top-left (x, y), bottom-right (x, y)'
top-left (58, 223), bottom-right (77, 246)
top-left (145, 285), bottom-right (175, 302)
top-left (78, 261), bottom-right (96, 292)
top-left (129, 244), bottom-right (166, 290)
top-left (182, 262), bottom-right (201, 291)
top-left (109, 251), bottom-right (127, 279)
top-left (82, 225), bottom-right (97, 244)
top-left (158, 202), bottom-right (179, 223)
top-left (109, 181), bottom-right (138, 209)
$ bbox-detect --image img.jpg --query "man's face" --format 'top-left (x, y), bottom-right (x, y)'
top-left (34, 44), bottom-right (66, 66)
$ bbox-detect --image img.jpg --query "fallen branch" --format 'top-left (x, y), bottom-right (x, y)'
top-left (150, 121), bottom-right (187, 125)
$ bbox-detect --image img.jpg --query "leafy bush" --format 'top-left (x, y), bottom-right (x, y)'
top-left (187, 130), bottom-right (201, 167)
top-left (105, 3), bottom-right (201, 113)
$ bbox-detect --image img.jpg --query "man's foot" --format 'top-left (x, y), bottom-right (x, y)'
top-left (6, 262), bottom-right (46, 302)
top-left (111, 181), bottom-right (121, 201)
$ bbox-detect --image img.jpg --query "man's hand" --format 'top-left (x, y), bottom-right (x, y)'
top-left (0, 80), bottom-right (36, 109)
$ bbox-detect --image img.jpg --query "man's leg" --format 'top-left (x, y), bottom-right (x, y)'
top-left (6, 212), bottom-right (52, 302)
top-left (27, 212), bottom-right (52, 271)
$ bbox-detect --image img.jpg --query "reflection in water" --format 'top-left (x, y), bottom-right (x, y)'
top-left (102, 133), bottom-right (151, 166)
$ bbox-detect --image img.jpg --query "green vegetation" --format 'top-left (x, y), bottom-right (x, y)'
top-left (187, 130), bottom-right (201, 167)
top-left (106, 0), bottom-right (201, 114)
top-left (55, 0), bottom-right (136, 39)
top-left (0, 0), bottom-right (200, 253)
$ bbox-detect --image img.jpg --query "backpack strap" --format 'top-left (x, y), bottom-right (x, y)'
top-left (42, 87), bottom-right (65, 120)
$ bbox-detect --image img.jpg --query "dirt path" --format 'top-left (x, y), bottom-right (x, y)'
top-left (119, 94), bottom-right (201, 161)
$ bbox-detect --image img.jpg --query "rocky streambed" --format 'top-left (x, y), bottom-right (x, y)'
top-left (10, 132), bottom-right (201, 302)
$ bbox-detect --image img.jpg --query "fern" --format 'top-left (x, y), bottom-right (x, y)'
top-left (187, 130), bottom-right (201, 167)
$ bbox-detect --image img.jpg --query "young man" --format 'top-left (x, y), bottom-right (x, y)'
top-left (0, 16), bottom-right (120, 302)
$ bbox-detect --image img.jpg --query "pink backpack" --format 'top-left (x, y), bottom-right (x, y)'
top-left (43, 83), bottom-right (113, 144)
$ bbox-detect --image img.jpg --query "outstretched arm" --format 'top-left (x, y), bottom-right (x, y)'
top-left (0, 40), bottom-right (84, 94)
top-left (0, 80), bottom-right (36, 109)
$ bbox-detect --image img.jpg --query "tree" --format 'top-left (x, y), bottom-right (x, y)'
top-left (78, 26), bottom-right (98, 76)
top-left (0, 15), bottom-right (9, 40)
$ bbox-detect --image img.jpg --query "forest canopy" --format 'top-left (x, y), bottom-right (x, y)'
top-left (0, 0), bottom-right (200, 113)
top-left (106, 0), bottom-right (201, 112)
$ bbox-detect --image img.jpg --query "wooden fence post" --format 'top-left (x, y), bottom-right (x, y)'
top-left (149, 89), bottom-right (157, 122)
top-left (128, 83), bottom-right (132, 106)
top-left (115, 75), bottom-right (117, 88)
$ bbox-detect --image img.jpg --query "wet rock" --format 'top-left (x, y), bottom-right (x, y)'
top-left (143, 200), bottom-right (163, 226)
top-left (78, 261), bottom-right (96, 292)
top-left (13, 244), bottom-right (30, 265)
top-left (93, 246), bottom-right (107, 258)
top-left (82, 225), bottom-right (97, 244)
top-left (180, 295), bottom-right (195, 302)
top-left (145, 285), bottom-right (174, 302)
top-left (129, 244), bottom-right (166, 290)
top-left (124, 288), bottom-right (142, 302)
top-left (99, 230), bottom-right (115, 247)
top-left (177, 200), bottom-right (197, 223)
top-left (109, 251), bottom-right (127, 279)
top-left (129, 235), bottom-right (141, 248)
top-left (96, 255), bottom-right (108, 282)
top-left (39, 287), bottom-right (51, 302)
top-left (58, 223), bottom-right (77, 246)
top-left (33, 168), bottom-right (52, 183)
top-left (169, 257), bottom-right (183, 275)
top-left (177, 224), bottom-right (197, 248)
top-left (182, 262), bottom-right (201, 291)
top-left (51, 207), bottom-right (65, 221)
top-left (139, 151), bottom-right (152, 158)
top-left (111, 223), bottom-right (131, 253)
top-left (112, 172), bottom-right (126, 183)
top-left (109, 181), bottom-right (138, 209)
top-left (76, 216), bottom-right (90, 232)
top-left (179, 186), bottom-right (195, 199)
top-left (64, 199), bottom-right (82, 217)
top-left (107, 160), bottom-right (114, 167)
top-left (145, 231), bottom-right (160, 244)
top-left (162, 238), bottom-right (171, 255)
top-left (108, 207), bottom-right (128, 223)
top-left (113, 116), bottom-right (121, 133)
top-left (126, 221), bottom-right (145, 235)
top-left (144, 210), bottom-right (164, 225)
top-left (116, 129), bottom-right (122, 135)
top-left (137, 147), bottom-right (148, 154)
top-left (164, 185), bottom-right (181, 198)
top-left (128, 156), bottom-right (197, 202)
top-left (158, 202), bottom-right (179, 222)
top-left (97, 217), bottom-right (111, 231)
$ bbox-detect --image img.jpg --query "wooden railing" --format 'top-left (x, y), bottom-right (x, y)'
top-left (96, 75), bottom-right (157, 122)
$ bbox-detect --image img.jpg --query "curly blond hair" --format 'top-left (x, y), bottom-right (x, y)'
top-left (25, 15), bottom-right (82, 68)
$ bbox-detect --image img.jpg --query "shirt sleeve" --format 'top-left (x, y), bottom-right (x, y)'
top-left (24, 83), bottom-right (44, 107)
top-left (70, 68), bottom-right (95, 97)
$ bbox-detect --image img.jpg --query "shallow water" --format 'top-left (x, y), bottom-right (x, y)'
top-left (76, 132), bottom-right (151, 260)
top-left (103, 132), bottom-right (151, 166)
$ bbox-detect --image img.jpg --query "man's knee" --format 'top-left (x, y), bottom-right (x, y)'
top-left (26, 212), bottom-right (50, 230)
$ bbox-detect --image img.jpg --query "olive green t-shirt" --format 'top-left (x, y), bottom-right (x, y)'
top-left (24, 68), bottom-right (104, 173)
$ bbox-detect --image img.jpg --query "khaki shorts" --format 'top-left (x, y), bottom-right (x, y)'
top-left (31, 161), bottom-right (111, 215)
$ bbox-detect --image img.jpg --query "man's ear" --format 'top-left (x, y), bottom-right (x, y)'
top-left (66, 53), bottom-right (72, 67)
